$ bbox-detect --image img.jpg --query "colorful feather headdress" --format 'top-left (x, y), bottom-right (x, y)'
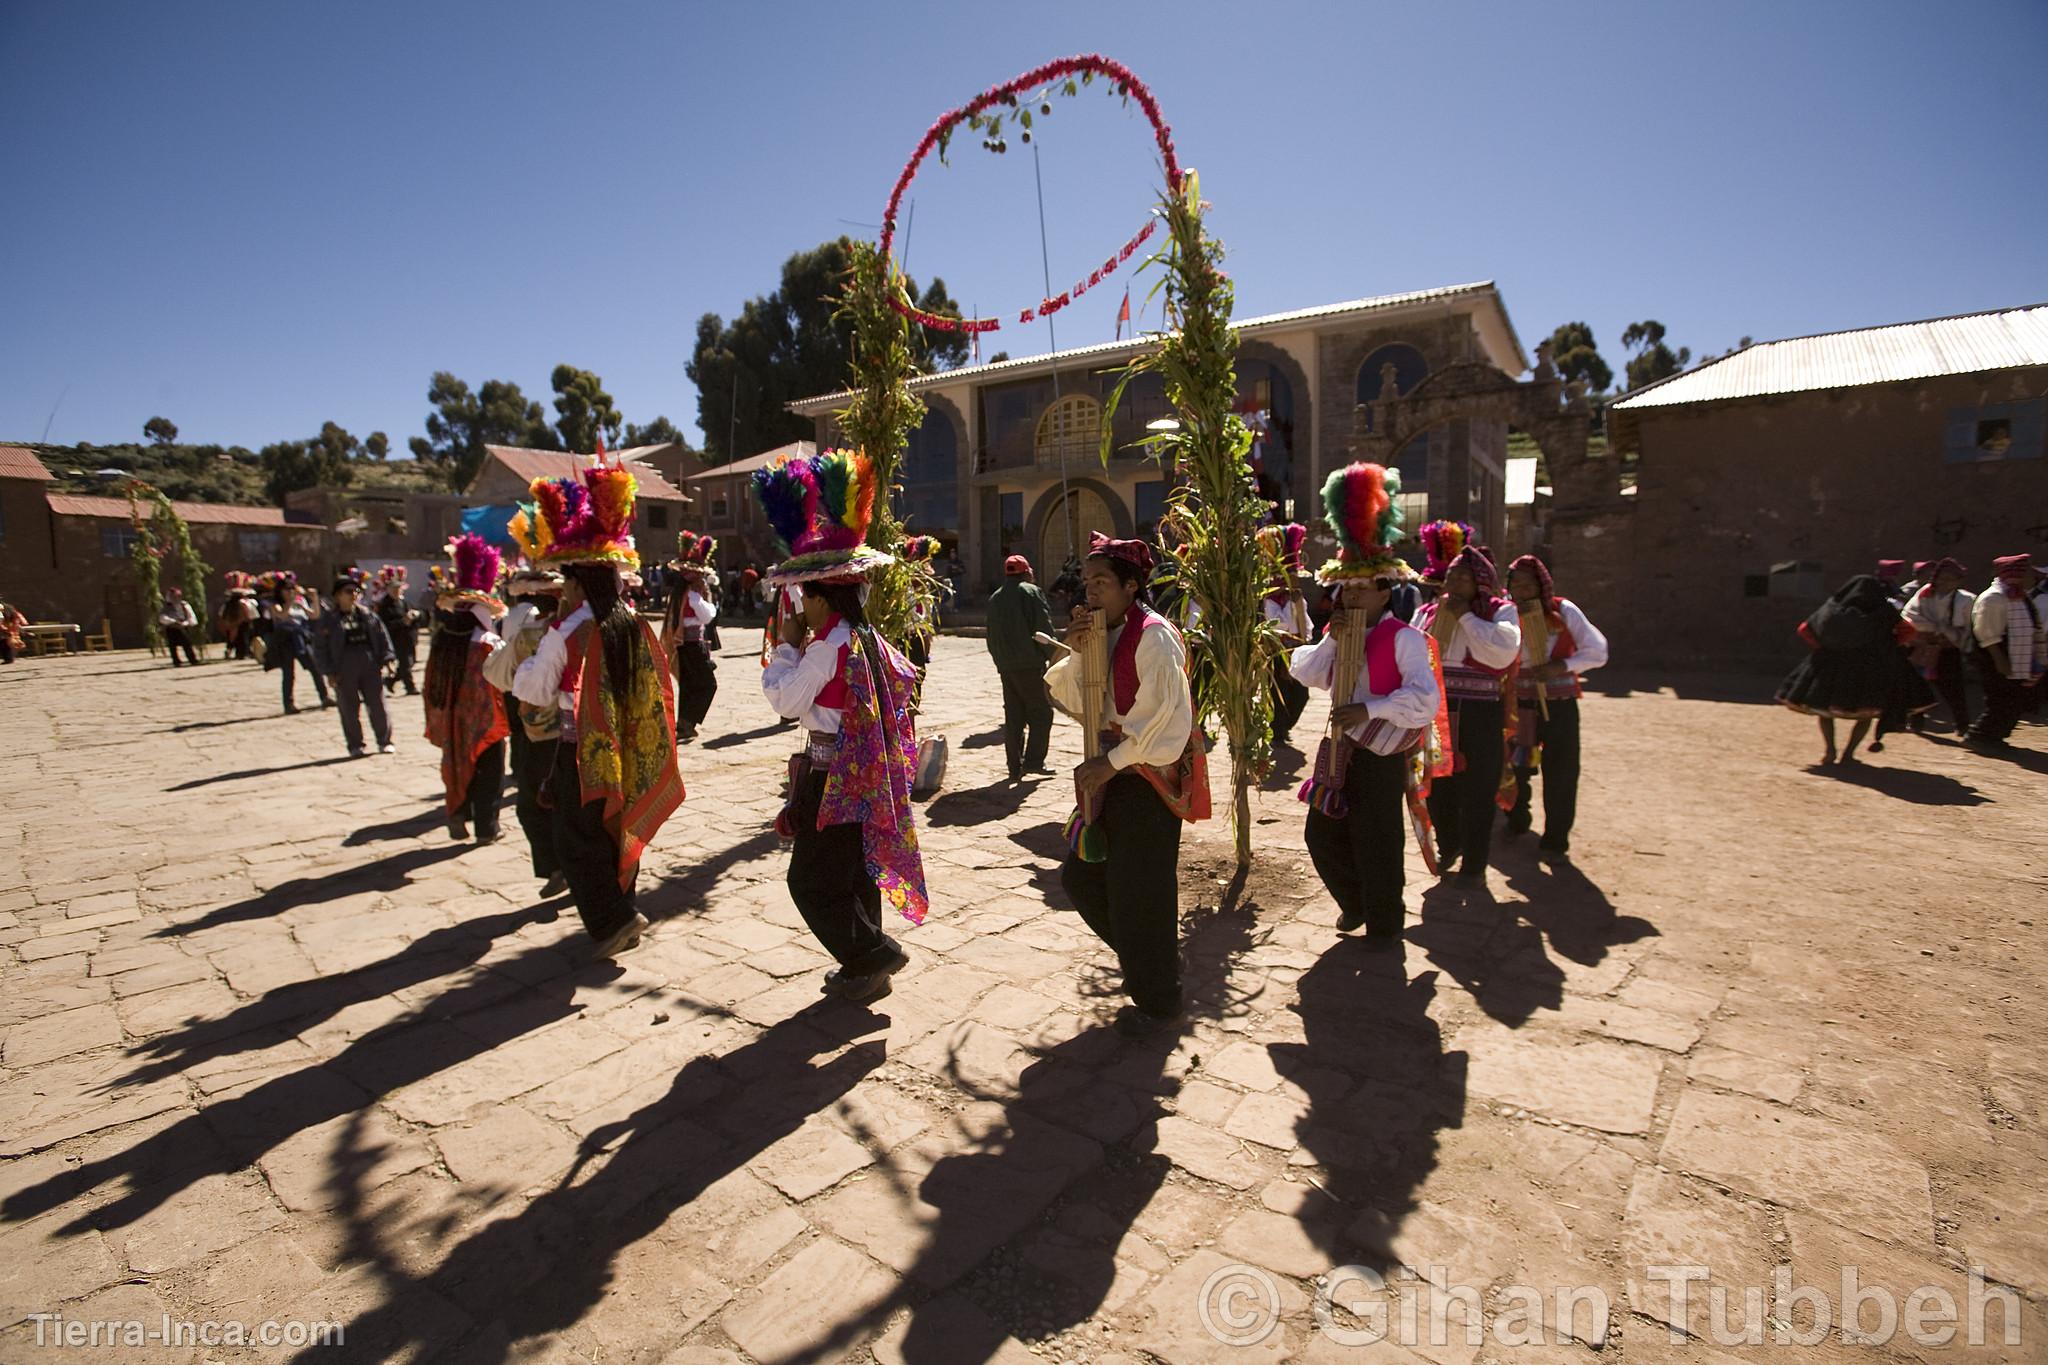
top-left (671, 529), bottom-right (717, 579)
top-left (508, 445), bottom-right (640, 572)
top-left (1315, 463), bottom-right (1416, 585)
top-left (1417, 519), bottom-right (1475, 585)
top-left (438, 533), bottom-right (506, 614)
top-left (899, 534), bottom-right (941, 564)
top-left (1256, 522), bottom-right (1310, 578)
top-left (374, 564), bottom-right (407, 592)
top-left (223, 570), bottom-right (256, 594)
top-left (254, 569), bottom-right (297, 594)
top-left (753, 447), bottom-right (895, 586)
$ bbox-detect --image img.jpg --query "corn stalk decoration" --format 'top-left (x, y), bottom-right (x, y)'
top-left (126, 480), bottom-right (212, 658)
top-left (1103, 172), bottom-right (1281, 868)
top-left (833, 238), bottom-right (935, 651)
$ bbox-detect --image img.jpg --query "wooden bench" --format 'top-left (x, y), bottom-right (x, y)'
top-left (19, 623), bottom-right (79, 656)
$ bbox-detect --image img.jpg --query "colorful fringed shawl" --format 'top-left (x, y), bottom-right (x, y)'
top-left (424, 641), bottom-right (509, 815)
top-left (568, 618), bottom-right (686, 889)
top-left (818, 628), bottom-right (929, 924)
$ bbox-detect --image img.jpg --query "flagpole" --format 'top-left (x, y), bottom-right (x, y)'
top-left (1031, 137), bottom-right (1075, 569)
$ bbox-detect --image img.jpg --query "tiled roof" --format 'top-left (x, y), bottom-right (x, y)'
top-left (0, 446), bottom-right (54, 481)
top-left (478, 446), bottom-right (688, 501)
top-left (1612, 304), bottom-right (2048, 412)
top-left (788, 282), bottom-right (1510, 414)
top-left (46, 494), bottom-right (292, 526)
top-left (681, 441), bottom-right (815, 482)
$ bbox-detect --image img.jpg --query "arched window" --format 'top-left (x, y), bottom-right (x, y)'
top-left (1356, 344), bottom-right (1429, 432)
top-left (1035, 394), bottom-right (1102, 466)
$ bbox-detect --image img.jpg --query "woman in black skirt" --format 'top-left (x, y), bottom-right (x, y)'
top-left (1777, 574), bottom-right (1934, 765)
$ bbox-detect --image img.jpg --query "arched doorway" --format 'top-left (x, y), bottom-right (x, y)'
top-left (1039, 484), bottom-right (1117, 572)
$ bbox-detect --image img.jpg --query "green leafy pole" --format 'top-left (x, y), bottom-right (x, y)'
top-left (126, 480), bottom-right (212, 659)
top-left (1105, 172), bottom-right (1280, 868)
top-left (834, 238), bottom-right (933, 650)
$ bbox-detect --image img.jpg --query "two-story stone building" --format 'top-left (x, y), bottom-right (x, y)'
top-left (788, 282), bottom-right (1528, 593)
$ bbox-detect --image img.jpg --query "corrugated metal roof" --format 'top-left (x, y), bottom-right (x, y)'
top-left (789, 281), bottom-right (1507, 414)
top-left (46, 494), bottom-right (292, 526)
top-left (478, 446), bottom-right (688, 501)
top-left (1613, 304), bottom-right (2048, 412)
top-left (682, 441), bottom-right (815, 483)
top-left (0, 446), bottom-right (54, 481)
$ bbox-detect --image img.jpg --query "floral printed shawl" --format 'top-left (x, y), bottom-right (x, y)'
top-left (424, 640), bottom-right (509, 815)
top-left (572, 617), bottom-right (685, 889)
top-left (819, 627), bottom-right (928, 925)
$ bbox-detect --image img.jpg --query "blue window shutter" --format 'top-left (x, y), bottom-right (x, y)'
top-left (1941, 408), bottom-right (1978, 464)
top-left (2009, 399), bottom-right (2046, 461)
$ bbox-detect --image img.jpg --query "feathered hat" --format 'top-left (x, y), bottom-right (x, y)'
top-left (753, 447), bottom-right (894, 586)
top-left (1417, 520), bottom-right (1475, 585)
top-left (671, 529), bottom-right (717, 582)
top-left (333, 565), bottom-right (370, 596)
top-left (437, 533), bottom-right (505, 614)
top-left (255, 569), bottom-right (297, 594)
top-left (1314, 463), bottom-right (1416, 585)
top-left (223, 570), bottom-right (256, 595)
top-left (508, 446), bottom-right (640, 572)
top-left (1256, 522), bottom-right (1310, 579)
top-left (900, 534), bottom-right (941, 564)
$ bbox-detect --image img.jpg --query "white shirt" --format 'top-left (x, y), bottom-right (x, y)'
top-left (1428, 601), bottom-right (1523, 669)
top-left (1517, 598), bottom-right (1609, 676)
top-left (1290, 618), bottom-right (1441, 752)
top-left (685, 589), bottom-right (718, 628)
top-left (762, 618), bottom-right (852, 734)
top-left (1045, 616), bottom-right (1194, 770)
top-left (482, 602), bottom-right (542, 691)
top-left (513, 602), bottom-right (592, 712)
top-left (1902, 587), bottom-right (1975, 649)
top-left (1262, 594), bottom-right (1310, 641)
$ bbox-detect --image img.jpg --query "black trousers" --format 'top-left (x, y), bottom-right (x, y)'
top-left (163, 627), bottom-right (198, 666)
top-left (674, 642), bottom-right (717, 733)
top-left (999, 669), bottom-right (1053, 774)
top-left (332, 655), bottom-right (392, 751)
top-left (1922, 648), bottom-right (1970, 732)
top-left (1428, 697), bottom-right (1505, 875)
top-left (1510, 697), bottom-right (1581, 848)
top-left (388, 631), bottom-right (418, 694)
top-left (280, 654), bottom-right (329, 709)
top-left (1304, 747), bottom-right (1409, 935)
top-left (1061, 771), bottom-right (1184, 1017)
top-left (1969, 658), bottom-right (2035, 744)
top-left (453, 739), bottom-right (506, 838)
top-left (786, 770), bottom-right (902, 973)
top-left (550, 739), bottom-right (636, 939)
top-left (508, 727), bottom-right (561, 879)
top-left (1270, 656), bottom-right (1309, 741)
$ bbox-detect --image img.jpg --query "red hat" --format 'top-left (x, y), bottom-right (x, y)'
top-left (1993, 553), bottom-right (2034, 582)
top-left (1875, 559), bottom-right (1906, 581)
top-left (1004, 554), bottom-right (1033, 577)
top-left (1086, 531), bottom-right (1154, 575)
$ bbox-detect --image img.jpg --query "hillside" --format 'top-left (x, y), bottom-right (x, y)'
top-left (22, 442), bottom-right (449, 506)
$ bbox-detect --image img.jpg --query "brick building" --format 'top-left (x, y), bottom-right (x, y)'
top-left (467, 445), bottom-right (691, 560)
top-left (787, 283), bottom-right (1528, 594)
top-left (1550, 303), bottom-right (2048, 673)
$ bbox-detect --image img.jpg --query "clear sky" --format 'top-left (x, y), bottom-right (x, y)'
top-left (4, 0), bottom-right (2044, 454)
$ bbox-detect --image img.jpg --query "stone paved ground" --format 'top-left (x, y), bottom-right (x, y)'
top-left (0, 637), bottom-right (2043, 1364)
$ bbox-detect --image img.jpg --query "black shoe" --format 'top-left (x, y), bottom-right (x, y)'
top-left (1008, 767), bottom-right (1023, 782)
top-left (476, 827), bottom-right (501, 846)
top-left (823, 946), bottom-right (909, 995)
top-left (1436, 845), bottom-right (1462, 873)
top-left (1538, 836), bottom-right (1570, 860)
top-left (1113, 1005), bottom-right (1180, 1040)
top-left (1360, 930), bottom-right (1403, 952)
top-left (448, 816), bottom-right (469, 841)
top-left (1867, 739), bottom-right (1885, 753)
top-left (540, 872), bottom-right (568, 897)
top-left (347, 748), bottom-right (366, 759)
top-left (284, 704), bottom-right (300, 715)
top-left (1336, 907), bottom-right (1367, 933)
top-left (1503, 820), bottom-right (1531, 841)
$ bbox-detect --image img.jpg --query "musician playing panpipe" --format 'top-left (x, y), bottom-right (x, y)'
top-left (1291, 463), bottom-right (1443, 948)
top-left (1047, 533), bottom-right (1207, 1040)
top-left (1504, 554), bottom-right (1608, 859)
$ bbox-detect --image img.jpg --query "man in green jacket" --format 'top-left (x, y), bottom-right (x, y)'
top-left (986, 554), bottom-right (1055, 781)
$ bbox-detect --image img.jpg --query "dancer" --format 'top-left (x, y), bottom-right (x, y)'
top-left (0, 596), bottom-right (25, 664)
top-left (1966, 555), bottom-right (2045, 754)
top-left (663, 531), bottom-right (719, 743)
top-left (1258, 523), bottom-right (1313, 744)
top-left (510, 459), bottom-right (684, 956)
top-left (424, 536), bottom-right (510, 842)
top-left (264, 573), bottom-right (330, 712)
top-left (1900, 558), bottom-right (1975, 734)
top-left (1776, 573), bottom-right (1932, 764)
top-left (480, 563), bottom-right (568, 897)
top-left (1414, 543), bottom-right (1520, 881)
top-left (156, 588), bottom-right (200, 666)
top-left (1503, 554), bottom-right (1607, 858)
top-left (373, 565), bottom-right (420, 696)
top-left (1048, 532), bottom-right (1209, 1038)
top-left (754, 448), bottom-right (928, 1003)
top-left (1293, 463), bottom-right (1443, 945)
top-left (218, 573), bottom-right (258, 660)
top-left (312, 570), bottom-right (395, 757)
top-left (985, 553), bottom-right (1055, 780)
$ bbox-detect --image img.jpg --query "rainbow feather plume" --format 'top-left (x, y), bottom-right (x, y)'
top-left (1281, 522), bottom-right (1308, 566)
top-left (1419, 519), bottom-right (1474, 577)
top-left (1321, 463), bottom-right (1394, 561)
top-left (754, 459), bottom-right (816, 555)
top-left (586, 465), bottom-right (636, 537)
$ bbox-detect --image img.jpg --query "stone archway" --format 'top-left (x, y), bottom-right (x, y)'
top-left (1024, 477), bottom-right (1133, 573)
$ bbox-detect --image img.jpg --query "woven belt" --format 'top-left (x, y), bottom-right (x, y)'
top-left (805, 730), bottom-right (841, 766)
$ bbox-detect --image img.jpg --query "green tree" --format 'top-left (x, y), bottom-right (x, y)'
top-left (687, 238), bottom-right (967, 463)
top-left (407, 372), bottom-right (557, 490)
top-left (1547, 321), bottom-right (1613, 392)
top-left (551, 364), bottom-right (623, 453)
top-left (143, 416), bottom-right (178, 445)
top-left (364, 431), bottom-right (390, 461)
top-left (259, 438), bottom-right (352, 504)
top-left (314, 420), bottom-right (361, 466)
top-left (623, 415), bottom-right (690, 448)
top-left (1622, 320), bottom-right (1692, 391)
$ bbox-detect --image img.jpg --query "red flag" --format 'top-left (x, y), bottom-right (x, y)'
top-left (1115, 287), bottom-right (1131, 340)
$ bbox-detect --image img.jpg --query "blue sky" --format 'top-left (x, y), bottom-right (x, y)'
top-left (4, 0), bottom-right (2044, 454)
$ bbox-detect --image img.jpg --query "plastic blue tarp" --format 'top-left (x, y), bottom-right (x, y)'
top-left (459, 504), bottom-right (522, 547)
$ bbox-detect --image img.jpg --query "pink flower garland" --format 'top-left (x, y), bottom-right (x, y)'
top-left (879, 54), bottom-right (1179, 338)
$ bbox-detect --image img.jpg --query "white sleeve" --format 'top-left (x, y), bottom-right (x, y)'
top-left (1362, 628), bottom-right (1443, 731)
top-left (480, 631), bottom-right (524, 691)
top-left (1973, 593), bottom-right (2008, 649)
top-left (1045, 647), bottom-right (1084, 713)
top-left (1289, 631), bottom-right (1337, 691)
top-left (690, 591), bottom-right (718, 627)
top-left (512, 627), bottom-right (568, 707)
top-left (762, 637), bottom-right (838, 719)
top-left (1106, 628), bottom-right (1193, 770)
top-left (1558, 600), bottom-right (1608, 674)
top-left (1457, 603), bottom-right (1523, 668)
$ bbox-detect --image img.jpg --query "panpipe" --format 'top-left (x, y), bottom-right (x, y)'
top-left (1069, 608), bottom-right (1111, 861)
top-left (1306, 604), bottom-right (1367, 803)
top-left (1289, 592), bottom-right (1311, 644)
top-left (1518, 602), bottom-right (1551, 719)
